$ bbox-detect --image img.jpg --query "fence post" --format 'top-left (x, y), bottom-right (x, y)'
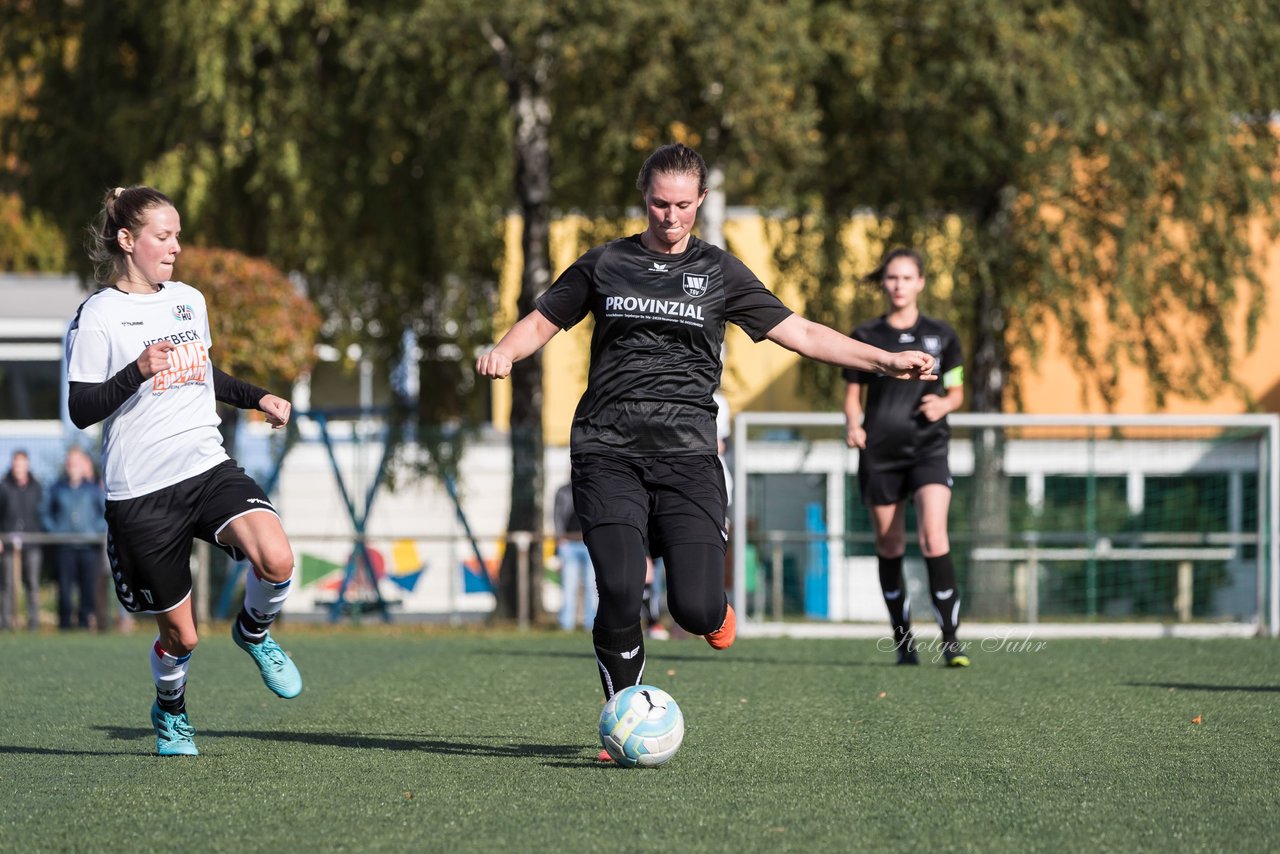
top-left (512, 531), bottom-right (532, 630)
top-left (769, 531), bottom-right (785, 624)
top-left (193, 540), bottom-right (211, 625)
top-left (1175, 560), bottom-right (1193, 622)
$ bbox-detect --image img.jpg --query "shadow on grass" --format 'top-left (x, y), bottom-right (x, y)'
top-left (481, 648), bottom-right (873, 668)
top-left (91, 725), bottom-right (584, 758)
top-left (1123, 681), bottom-right (1280, 693)
top-left (0, 745), bottom-right (142, 757)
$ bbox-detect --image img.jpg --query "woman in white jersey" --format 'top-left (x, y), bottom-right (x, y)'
top-left (67, 186), bottom-right (303, 756)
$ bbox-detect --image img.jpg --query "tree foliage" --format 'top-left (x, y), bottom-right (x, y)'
top-left (175, 246), bottom-right (320, 390)
top-left (788, 0), bottom-right (1280, 413)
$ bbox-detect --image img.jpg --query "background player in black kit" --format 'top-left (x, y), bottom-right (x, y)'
top-left (844, 248), bottom-right (969, 667)
top-left (477, 144), bottom-right (938, 759)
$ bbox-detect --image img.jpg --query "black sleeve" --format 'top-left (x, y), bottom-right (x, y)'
top-left (67, 362), bottom-right (146, 429)
top-left (213, 365), bottom-right (269, 410)
top-left (720, 253), bottom-right (793, 342)
top-left (534, 244), bottom-right (607, 330)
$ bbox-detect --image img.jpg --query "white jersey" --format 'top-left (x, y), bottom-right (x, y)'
top-left (66, 281), bottom-right (228, 500)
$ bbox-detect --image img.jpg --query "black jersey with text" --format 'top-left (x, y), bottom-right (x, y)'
top-left (843, 314), bottom-right (963, 465)
top-left (536, 235), bottom-right (792, 456)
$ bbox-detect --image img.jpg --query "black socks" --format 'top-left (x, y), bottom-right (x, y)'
top-left (592, 622), bottom-right (645, 700)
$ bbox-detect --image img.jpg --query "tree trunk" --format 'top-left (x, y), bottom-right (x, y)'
top-left (965, 192), bottom-right (1015, 618)
top-left (486, 23), bottom-right (552, 621)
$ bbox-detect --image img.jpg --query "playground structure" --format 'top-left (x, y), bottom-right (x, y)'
top-left (215, 408), bottom-right (496, 623)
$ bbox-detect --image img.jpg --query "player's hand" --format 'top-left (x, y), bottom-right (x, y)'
top-left (846, 424), bottom-right (866, 449)
top-left (916, 393), bottom-right (949, 423)
top-left (136, 341), bottom-right (176, 379)
top-left (259, 394), bottom-right (291, 429)
top-left (884, 350), bottom-right (937, 381)
top-left (476, 349), bottom-right (514, 379)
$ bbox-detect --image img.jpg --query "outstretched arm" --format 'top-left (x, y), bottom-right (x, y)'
top-left (212, 365), bottom-right (290, 429)
top-left (766, 315), bottom-right (937, 380)
top-left (475, 309), bottom-right (561, 379)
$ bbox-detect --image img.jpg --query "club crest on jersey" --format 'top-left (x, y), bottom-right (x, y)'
top-left (173, 304), bottom-right (194, 322)
top-left (682, 273), bottom-right (708, 298)
top-left (923, 335), bottom-right (941, 353)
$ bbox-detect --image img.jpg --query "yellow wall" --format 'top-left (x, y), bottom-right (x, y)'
top-left (491, 213), bottom-right (1280, 444)
top-left (1013, 219), bottom-right (1280, 414)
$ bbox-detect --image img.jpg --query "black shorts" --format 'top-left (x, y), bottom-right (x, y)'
top-left (105, 460), bottom-right (278, 614)
top-left (570, 453), bottom-right (728, 556)
top-left (858, 454), bottom-right (952, 507)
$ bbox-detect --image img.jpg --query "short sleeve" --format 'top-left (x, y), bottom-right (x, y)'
top-left (198, 290), bottom-right (214, 350)
top-left (535, 245), bottom-right (607, 330)
top-left (842, 326), bottom-right (876, 385)
top-left (941, 323), bottom-right (964, 388)
top-left (66, 302), bottom-right (111, 384)
top-left (721, 253), bottom-right (792, 342)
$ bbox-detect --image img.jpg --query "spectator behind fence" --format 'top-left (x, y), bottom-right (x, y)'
top-left (40, 447), bottom-right (107, 630)
top-left (0, 449), bottom-right (45, 630)
top-left (553, 481), bottom-right (597, 631)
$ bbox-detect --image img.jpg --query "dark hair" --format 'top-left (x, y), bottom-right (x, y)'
top-left (84, 185), bottom-right (175, 284)
top-left (635, 143), bottom-right (708, 195)
top-left (864, 247), bottom-right (925, 283)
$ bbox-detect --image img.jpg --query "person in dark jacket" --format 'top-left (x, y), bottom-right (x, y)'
top-left (0, 449), bottom-right (45, 630)
top-left (41, 447), bottom-right (107, 630)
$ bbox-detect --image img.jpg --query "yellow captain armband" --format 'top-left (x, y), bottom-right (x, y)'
top-left (942, 365), bottom-right (964, 388)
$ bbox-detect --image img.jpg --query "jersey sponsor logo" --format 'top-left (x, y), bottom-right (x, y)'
top-left (682, 272), bottom-right (708, 298)
top-left (247, 497), bottom-right (275, 509)
top-left (120, 320), bottom-right (145, 327)
top-left (173, 304), bottom-right (194, 321)
top-left (151, 340), bottom-right (210, 393)
top-left (142, 329), bottom-right (202, 348)
top-left (603, 295), bottom-right (704, 322)
top-left (922, 335), bottom-right (941, 354)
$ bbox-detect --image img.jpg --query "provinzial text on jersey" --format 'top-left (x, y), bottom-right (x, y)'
top-left (603, 296), bottom-right (704, 320)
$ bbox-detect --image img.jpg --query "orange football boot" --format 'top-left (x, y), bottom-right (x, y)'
top-left (704, 603), bottom-right (737, 650)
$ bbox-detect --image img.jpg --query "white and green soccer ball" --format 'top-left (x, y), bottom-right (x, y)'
top-left (598, 684), bottom-right (685, 768)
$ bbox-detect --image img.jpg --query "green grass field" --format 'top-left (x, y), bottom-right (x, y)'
top-left (2, 626), bottom-right (1277, 853)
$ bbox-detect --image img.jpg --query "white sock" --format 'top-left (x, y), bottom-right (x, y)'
top-left (239, 568), bottom-right (294, 640)
top-left (151, 638), bottom-right (191, 711)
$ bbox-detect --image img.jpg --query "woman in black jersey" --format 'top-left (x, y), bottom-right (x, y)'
top-left (843, 248), bottom-right (969, 667)
top-left (478, 144), bottom-right (937, 757)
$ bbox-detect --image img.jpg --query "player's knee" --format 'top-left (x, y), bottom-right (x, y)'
top-left (163, 626), bottom-right (199, 656)
top-left (876, 533), bottom-right (906, 555)
top-left (667, 597), bottom-right (723, 636)
top-left (919, 532), bottom-right (950, 557)
top-left (257, 543), bottom-right (295, 583)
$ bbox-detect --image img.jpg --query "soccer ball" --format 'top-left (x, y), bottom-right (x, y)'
top-left (598, 684), bottom-right (685, 767)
